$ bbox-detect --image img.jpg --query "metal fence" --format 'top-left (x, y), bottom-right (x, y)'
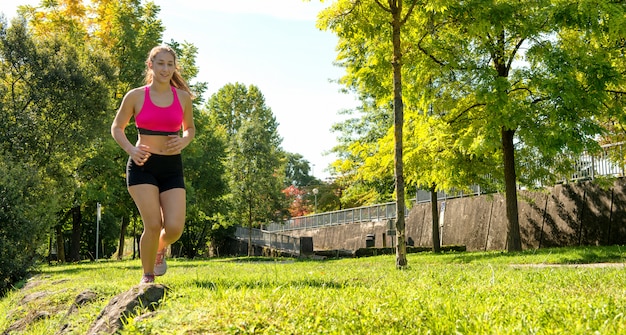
top-left (265, 193), bottom-right (478, 233)
top-left (264, 187), bottom-right (485, 233)
top-left (234, 226), bottom-right (302, 255)
top-left (567, 143), bottom-right (625, 180)
top-left (264, 202), bottom-right (398, 232)
top-left (263, 142), bottom-right (625, 233)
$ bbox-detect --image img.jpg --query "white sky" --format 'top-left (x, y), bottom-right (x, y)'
top-left (1, 0), bottom-right (358, 180)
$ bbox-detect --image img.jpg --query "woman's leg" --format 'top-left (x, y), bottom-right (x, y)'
top-left (158, 188), bottom-right (186, 250)
top-left (128, 184), bottom-right (162, 275)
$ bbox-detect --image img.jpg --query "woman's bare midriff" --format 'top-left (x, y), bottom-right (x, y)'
top-left (137, 134), bottom-right (181, 155)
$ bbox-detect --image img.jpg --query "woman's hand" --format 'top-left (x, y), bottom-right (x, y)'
top-left (132, 144), bottom-right (152, 165)
top-left (166, 135), bottom-right (186, 153)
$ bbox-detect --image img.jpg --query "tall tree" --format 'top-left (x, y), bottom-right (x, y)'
top-left (320, 0), bottom-right (417, 268)
top-left (176, 109), bottom-right (229, 258)
top-left (207, 83), bottom-right (256, 138)
top-left (284, 152), bottom-right (316, 187)
top-left (329, 102), bottom-right (396, 207)
top-left (90, 0), bottom-right (165, 93)
top-left (11, 0), bottom-right (170, 261)
top-left (322, 0), bottom-right (625, 254)
top-left (234, 118), bottom-right (285, 255)
top-left (77, 138), bottom-right (136, 260)
top-left (411, 0), bottom-right (626, 251)
top-left (207, 83), bottom-right (286, 255)
top-left (0, 16), bottom-right (115, 261)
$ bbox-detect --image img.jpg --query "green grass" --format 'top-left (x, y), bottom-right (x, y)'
top-left (2, 246), bottom-right (626, 334)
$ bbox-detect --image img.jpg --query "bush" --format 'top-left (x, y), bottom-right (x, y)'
top-left (0, 155), bottom-right (54, 295)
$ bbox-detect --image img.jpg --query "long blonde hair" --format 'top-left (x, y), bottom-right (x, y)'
top-left (144, 45), bottom-right (195, 99)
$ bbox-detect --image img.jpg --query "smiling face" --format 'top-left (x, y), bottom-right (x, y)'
top-left (149, 50), bottom-right (176, 84)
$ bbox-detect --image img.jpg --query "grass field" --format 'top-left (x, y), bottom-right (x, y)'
top-left (2, 246), bottom-right (626, 334)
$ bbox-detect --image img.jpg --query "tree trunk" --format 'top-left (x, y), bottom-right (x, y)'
top-left (502, 127), bottom-right (522, 251)
top-left (135, 234), bottom-right (141, 259)
top-left (117, 216), bottom-right (128, 260)
top-left (248, 196), bottom-right (254, 257)
top-left (430, 184), bottom-right (441, 253)
top-left (192, 221), bottom-right (209, 258)
top-left (390, 0), bottom-right (407, 268)
top-left (69, 205), bottom-right (82, 262)
top-left (132, 223), bottom-right (137, 259)
top-left (55, 224), bottom-right (66, 263)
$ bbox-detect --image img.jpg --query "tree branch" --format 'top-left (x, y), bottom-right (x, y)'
top-left (445, 103), bottom-right (485, 125)
top-left (332, 0), bottom-right (362, 20)
top-left (531, 96), bottom-right (549, 104)
top-left (401, 0), bottom-right (418, 26)
top-left (374, 0), bottom-right (391, 13)
top-left (506, 37), bottom-right (526, 71)
top-left (607, 89), bottom-right (626, 95)
top-left (508, 86), bottom-right (533, 96)
top-left (417, 32), bottom-right (447, 67)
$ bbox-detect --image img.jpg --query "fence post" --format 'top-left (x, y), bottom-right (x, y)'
top-left (619, 144), bottom-right (624, 177)
top-left (591, 154), bottom-right (595, 180)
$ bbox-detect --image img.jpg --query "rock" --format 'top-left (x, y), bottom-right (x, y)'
top-left (67, 289), bottom-right (98, 315)
top-left (86, 284), bottom-right (168, 335)
top-left (55, 289), bottom-right (99, 335)
top-left (2, 311), bottom-right (50, 335)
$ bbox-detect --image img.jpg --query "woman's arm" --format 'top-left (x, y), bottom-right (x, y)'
top-left (167, 89), bottom-right (195, 153)
top-left (111, 89), bottom-right (150, 164)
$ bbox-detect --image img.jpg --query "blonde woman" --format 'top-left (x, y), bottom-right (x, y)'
top-left (111, 45), bottom-right (195, 284)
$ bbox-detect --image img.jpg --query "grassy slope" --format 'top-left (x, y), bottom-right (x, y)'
top-left (1, 246), bottom-right (626, 335)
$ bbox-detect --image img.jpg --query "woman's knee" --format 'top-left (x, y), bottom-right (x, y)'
top-left (142, 220), bottom-right (163, 235)
top-left (163, 222), bottom-right (184, 240)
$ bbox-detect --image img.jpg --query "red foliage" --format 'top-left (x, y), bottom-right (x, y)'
top-left (282, 185), bottom-right (311, 217)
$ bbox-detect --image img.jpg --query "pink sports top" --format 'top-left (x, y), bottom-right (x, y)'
top-left (135, 86), bottom-right (183, 135)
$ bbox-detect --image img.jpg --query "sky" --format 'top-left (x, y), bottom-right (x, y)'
top-left (0, 0), bottom-right (358, 180)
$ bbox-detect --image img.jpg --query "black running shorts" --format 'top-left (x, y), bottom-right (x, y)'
top-left (126, 154), bottom-right (185, 193)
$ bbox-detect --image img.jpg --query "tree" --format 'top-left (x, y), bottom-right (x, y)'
top-left (328, 103), bottom-right (397, 207)
top-left (176, 109), bottom-right (229, 258)
top-left (0, 153), bottom-right (57, 295)
top-left (0, 16), bottom-right (116, 261)
top-left (282, 152), bottom-right (324, 216)
top-left (321, 0), bottom-right (626, 254)
top-left (282, 185), bottom-right (310, 217)
top-left (569, 2), bottom-right (626, 147)
top-left (410, 0), bottom-right (626, 251)
top-left (206, 83), bottom-right (287, 255)
top-left (207, 83), bottom-right (257, 138)
top-left (284, 152), bottom-right (317, 187)
top-left (320, 0), bottom-right (418, 268)
top-left (90, 0), bottom-right (165, 93)
top-left (231, 115), bottom-right (286, 256)
top-left (77, 138), bottom-right (136, 260)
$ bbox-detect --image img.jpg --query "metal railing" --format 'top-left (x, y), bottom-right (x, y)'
top-left (264, 185), bottom-right (484, 233)
top-left (264, 143), bottom-right (625, 233)
top-left (566, 143), bottom-right (625, 181)
top-left (234, 226), bottom-right (302, 255)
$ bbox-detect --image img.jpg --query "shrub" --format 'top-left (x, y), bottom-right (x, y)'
top-left (0, 154), bottom-right (54, 295)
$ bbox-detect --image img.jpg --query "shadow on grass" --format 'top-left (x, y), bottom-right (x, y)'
top-left (440, 245), bottom-right (626, 264)
top-left (192, 277), bottom-right (353, 290)
top-left (40, 259), bottom-right (142, 275)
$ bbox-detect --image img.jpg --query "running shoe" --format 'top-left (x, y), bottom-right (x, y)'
top-left (140, 273), bottom-right (155, 284)
top-left (154, 248), bottom-right (167, 276)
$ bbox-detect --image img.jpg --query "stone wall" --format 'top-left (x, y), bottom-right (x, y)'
top-left (286, 178), bottom-right (626, 252)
